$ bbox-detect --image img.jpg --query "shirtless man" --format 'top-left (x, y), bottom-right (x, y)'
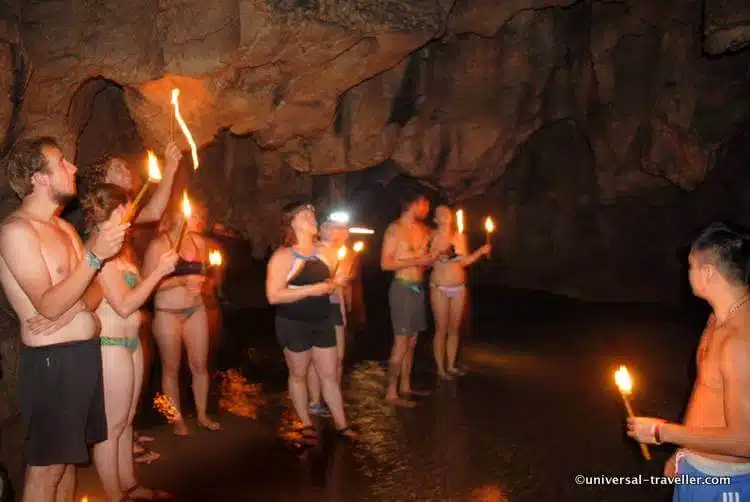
top-left (381, 192), bottom-right (437, 407)
top-left (0, 137), bottom-right (128, 502)
top-left (628, 222), bottom-right (750, 500)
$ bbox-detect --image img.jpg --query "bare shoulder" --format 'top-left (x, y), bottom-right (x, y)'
top-left (54, 217), bottom-right (83, 242)
top-left (269, 246), bottom-right (293, 265)
top-left (384, 221), bottom-right (400, 239)
top-left (719, 326), bottom-right (750, 370)
top-left (0, 213), bottom-right (34, 242)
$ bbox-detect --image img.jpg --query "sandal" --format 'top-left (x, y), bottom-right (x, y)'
top-left (133, 448), bottom-right (160, 464)
top-left (121, 485), bottom-right (173, 500)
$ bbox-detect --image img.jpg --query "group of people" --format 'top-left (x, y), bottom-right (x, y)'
top-left (265, 192), bottom-right (491, 444)
top-left (0, 137), bottom-right (223, 501)
top-left (3, 134), bottom-right (750, 502)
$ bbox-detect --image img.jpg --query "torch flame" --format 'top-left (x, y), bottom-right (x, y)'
top-left (456, 209), bottom-right (464, 234)
top-left (81, 497), bottom-right (89, 502)
top-left (209, 249), bottom-right (223, 266)
top-left (181, 191), bottom-right (192, 219)
top-left (153, 393), bottom-right (181, 423)
top-left (147, 150), bottom-right (162, 182)
top-left (353, 241), bottom-right (364, 252)
top-left (171, 88), bottom-right (199, 170)
top-left (614, 365), bottom-right (633, 395)
top-left (484, 216), bottom-right (495, 234)
top-left (337, 245), bottom-right (347, 260)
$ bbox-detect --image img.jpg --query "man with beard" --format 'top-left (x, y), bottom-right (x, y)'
top-left (0, 137), bottom-right (128, 501)
top-left (380, 192), bottom-right (437, 407)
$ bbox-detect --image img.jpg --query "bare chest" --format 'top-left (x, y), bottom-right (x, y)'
top-left (37, 225), bottom-right (79, 284)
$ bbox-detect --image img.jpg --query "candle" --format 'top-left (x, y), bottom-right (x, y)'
top-left (614, 365), bottom-right (651, 461)
top-left (171, 88), bottom-right (199, 170)
top-left (173, 191), bottom-right (192, 251)
top-left (122, 151), bottom-right (162, 223)
top-left (456, 209), bottom-right (464, 234)
top-left (484, 216), bottom-right (495, 258)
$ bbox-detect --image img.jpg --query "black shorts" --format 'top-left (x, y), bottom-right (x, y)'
top-left (275, 316), bottom-right (336, 353)
top-left (330, 302), bottom-right (344, 327)
top-left (19, 338), bottom-right (107, 466)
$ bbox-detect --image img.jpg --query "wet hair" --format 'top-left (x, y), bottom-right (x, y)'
top-left (3, 137), bottom-right (61, 198)
top-left (691, 222), bottom-right (750, 286)
top-left (82, 183), bottom-right (129, 232)
top-left (280, 201), bottom-right (313, 247)
top-left (401, 190), bottom-right (427, 212)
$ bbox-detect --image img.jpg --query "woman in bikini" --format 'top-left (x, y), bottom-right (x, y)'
top-left (143, 202), bottom-right (220, 435)
top-left (428, 205), bottom-right (490, 379)
top-left (83, 184), bottom-right (178, 501)
top-left (266, 201), bottom-right (358, 443)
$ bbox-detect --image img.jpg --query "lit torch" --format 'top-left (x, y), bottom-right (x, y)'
top-left (614, 365), bottom-right (651, 461)
top-left (173, 191), bottom-right (192, 251)
top-left (352, 241), bottom-right (364, 253)
top-left (332, 245), bottom-right (347, 277)
top-left (484, 216), bottom-right (495, 258)
top-left (171, 88), bottom-right (199, 170)
top-left (209, 249), bottom-right (223, 267)
top-left (456, 209), bottom-right (464, 234)
top-left (122, 151), bottom-right (162, 224)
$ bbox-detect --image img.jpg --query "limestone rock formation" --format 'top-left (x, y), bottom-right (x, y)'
top-left (0, 0), bottom-right (748, 299)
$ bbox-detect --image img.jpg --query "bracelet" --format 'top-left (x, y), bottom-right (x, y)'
top-left (86, 249), bottom-right (103, 271)
top-left (652, 422), bottom-right (664, 445)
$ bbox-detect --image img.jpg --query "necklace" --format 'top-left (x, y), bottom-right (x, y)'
top-left (718, 294), bottom-right (750, 325)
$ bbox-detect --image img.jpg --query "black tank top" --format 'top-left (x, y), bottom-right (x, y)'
top-left (164, 234), bottom-right (207, 278)
top-left (276, 249), bottom-right (331, 322)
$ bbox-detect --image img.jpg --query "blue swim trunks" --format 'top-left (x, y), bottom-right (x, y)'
top-left (673, 451), bottom-right (750, 502)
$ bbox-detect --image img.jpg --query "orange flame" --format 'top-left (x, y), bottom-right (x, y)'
top-left (484, 216), bottom-right (495, 234)
top-left (456, 209), bottom-right (464, 234)
top-left (181, 191), bottom-right (192, 218)
top-left (337, 245), bottom-right (347, 260)
top-left (147, 150), bottom-right (162, 182)
top-left (353, 241), bottom-right (364, 252)
top-left (614, 365), bottom-right (633, 395)
top-left (170, 88), bottom-right (199, 170)
top-left (218, 369), bottom-right (266, 419)
top-left (209, 249), bottom-right (223, 266)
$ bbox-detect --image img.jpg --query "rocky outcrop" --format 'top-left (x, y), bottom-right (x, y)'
top-left (0, 0), bottom-right (749, 294)
top-left (704, 0), bottom-right (750, 55)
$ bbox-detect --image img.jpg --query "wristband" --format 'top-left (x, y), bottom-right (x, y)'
top-left (86, 249), bottom-right (103, 270)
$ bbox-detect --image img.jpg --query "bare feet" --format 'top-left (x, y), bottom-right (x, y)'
top-left (123, 485), bottom-right (173, 500)
top-left (197, 417), bottom-right (221, 431)
top-left (133, 446), bottom-right (160, 464)
top-left (336, 427), bottom-right (360, 440)
top-left (447, 368), bottom-right (467, 377)
top-left (135, 432), bottom-right (155, 443)
top-left (437, 372), bottom-right (455, 381)
top-left (173, 420), bottom-right (189, 436)
top-left (387, 396), bottom-right (417, 408)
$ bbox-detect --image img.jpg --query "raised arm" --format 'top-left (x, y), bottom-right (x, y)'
top-left (135, 142), bottom-right (181, 224)
top-left (98, 251), bottom-right (177, 318)
top-left (265, 248), bottom-right (330, 304)
top-left (1, 219), bottom-right (95, 321)
top-left (458, 234), bottom-right (490, 267)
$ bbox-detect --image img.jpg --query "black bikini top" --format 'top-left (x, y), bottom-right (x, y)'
top-left (164, 234), bottom-right (207, 278)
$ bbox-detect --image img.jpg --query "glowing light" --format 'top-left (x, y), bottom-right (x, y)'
top-left (348, 227), bottom-right (374, 235)
top-left (484, 216), bottom-right (495, 234)
top-left (147, 150), bottom-right (162, 182)
top-left (456, 209), bottom-right (464, 234)
top-left (209, 249), bottom-right (223, 266)
top-left (353, 241), bottom-right (364, 252)
top-left (337, 245), bottom-right (347, 260)
top-left (329, 211), bottom-right (350, 224)
top-left (614, 365), bottom-right (633, 395)
top-left (122, 151), bottom-right (162, 224)
top-left (171, 88), bottom-right (199, 170)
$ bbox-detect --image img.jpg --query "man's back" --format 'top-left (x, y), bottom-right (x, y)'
top-left (0, 213), bottom-right (99, 346)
